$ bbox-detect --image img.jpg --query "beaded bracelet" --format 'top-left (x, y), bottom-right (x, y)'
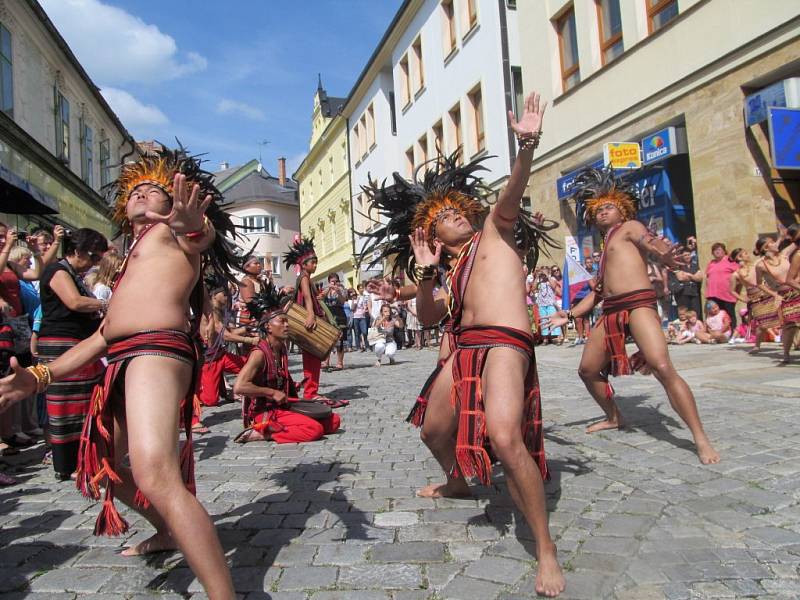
top-left (26, 364), bottom-right (52, 393)
top-left (178, 215), bottom-right (211, 240)
top-left (517, 131), bottom-right (542, 151)
top-left (413, 263), bottom-right (437, 282)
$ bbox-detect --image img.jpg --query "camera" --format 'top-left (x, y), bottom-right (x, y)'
top-left (16, 230), bottom-right (28, 239)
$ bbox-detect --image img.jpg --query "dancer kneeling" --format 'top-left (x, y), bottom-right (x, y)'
top-left (233, 285), bottom-right (340, 444)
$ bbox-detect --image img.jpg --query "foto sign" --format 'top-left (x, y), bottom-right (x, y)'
top-left (641, 127), bottom-right (678, 165)
top-left (603, 142), bottom-right (641, 169)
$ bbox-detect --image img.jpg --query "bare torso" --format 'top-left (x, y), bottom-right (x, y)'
top-left (757, 256), bottom-right (790, 288)
top-left (460, 218), bottom-right (530, 332)
top-left (598, 221), bottom-right (653, 297)
top-left (103, 224), bottom-right (200, 339)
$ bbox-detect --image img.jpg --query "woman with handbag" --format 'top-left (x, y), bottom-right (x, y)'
top-left (38, 228), bottom-right (108, 480)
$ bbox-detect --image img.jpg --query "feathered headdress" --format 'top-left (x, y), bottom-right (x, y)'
top-left (105, 143), bottom-right (246, 285)
top-left (571, 164), bottom-right (639, 226)
top-left (284, 236), bottom-right (317, 269)
top-left (358, 150), bottom-right (558, 280)
top-left (246, 282), bottom-right (289, 326)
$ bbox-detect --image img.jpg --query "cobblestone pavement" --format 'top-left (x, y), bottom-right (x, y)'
top-left (1, 341), bottom-right (799, 599)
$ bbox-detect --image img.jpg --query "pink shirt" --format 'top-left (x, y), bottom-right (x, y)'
top-left (705, 258), bottom-right (738, 302)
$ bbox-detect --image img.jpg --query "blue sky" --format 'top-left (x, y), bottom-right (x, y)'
top-left (41, 0), bottom-right (402, 176)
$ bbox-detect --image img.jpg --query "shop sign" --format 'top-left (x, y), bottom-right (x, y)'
top-left (556, 158), bottom-right (603, 200)
top-left (745, 78), bottom-right (800, 127)
top-left (603, 142), bottom-right (641, 169)
top-left (768, 107), bottom-right (800, 170)
top-left (641, 127), bottom-right (678, 165)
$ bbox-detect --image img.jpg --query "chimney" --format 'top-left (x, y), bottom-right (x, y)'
top-left (278, 157), bottom-right (287, 187)
top-left (220, 160), bottom-right (229, 171)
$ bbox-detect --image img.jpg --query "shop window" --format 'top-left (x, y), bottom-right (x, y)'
top-left (510, 66), bottom-right (524, 120)
top-left (596, 0), bottom-right (623, 64)
top-left (647, 0), bottom-right (678, 33)
top-left (405, 146), bottom-right (415, 178)
top-left (556, 6), bottom-right (580, 92)
top-left (412, 36), bottom-right (425, 93)
top-left (54, 88), bottom-right (70, 164)
top-left (80, 119), bottom-right (93, 187)
top-left (448, 102), bottom-right (462, 160)
top-left (468, 85), bottom-right (485, 155)
top-left (441, 0), bottom-right (457, 58)
top-left (399, 54), bottom-right (411, 108)
top-left (432, 119), bottom-right (444, 158)
top-left (0, 23), bottom-right (12, 117)
top-left (99, 138), bottom-right (111, 187)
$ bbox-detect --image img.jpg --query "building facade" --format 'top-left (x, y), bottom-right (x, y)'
top-left (215, 158), bottom-right (300, 285)
top-left (294, 81), bottom-right (356, 286)
top-left (518, 0), bottom-right (800, 269)
top-left (0, 0), bottom-right (135, 237)
top-left (342, 0), bottom-right (524, 277)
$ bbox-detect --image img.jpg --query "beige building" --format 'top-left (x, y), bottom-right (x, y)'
top-left (215, 158), bottom-right (300, 286)
top-left (294, 80), bottom-right (356, 287)
top-left (0, 0), bottom-right (135, 237)
top-left (518, 0), bottom-right (800, 269)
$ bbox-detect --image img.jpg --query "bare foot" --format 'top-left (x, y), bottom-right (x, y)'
top-left (535, 544), bottom-right (565, 597)
top-left (696, 439), bottom-right (721, 464)
top-left (191, 424), bottom-right (210, 435)
top-left (748, 346), bottom-right (760, 354)
top-left (416, 479), bottom-right (471, 498)
top-left (585, 419), bottom-right (623, 433)
top-left (121, 531), bottom-right (177, 556)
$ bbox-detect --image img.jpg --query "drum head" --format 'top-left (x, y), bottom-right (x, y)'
top-left (288, 400), bottom-right (333, 420)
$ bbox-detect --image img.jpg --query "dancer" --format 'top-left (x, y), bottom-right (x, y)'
top-left (754, 236), bottom-right (800, 363)
top-left (233, 285), bottom-right (340, 443)
top-left (0, 146), bottom-right (241, 599)
top-left (360, 92), bottom-right (563, 597)
top-left (730, 248), bottom-right (781, 353)
top-left (545, 165), bottom-right (719, 465)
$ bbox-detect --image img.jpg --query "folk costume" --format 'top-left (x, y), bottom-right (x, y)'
top-left (76, 145), bottom-right (244, 536)
top-left (238, 286), bottom-right (340, 443)
top-left (359, 151), bottom-right (556, 484)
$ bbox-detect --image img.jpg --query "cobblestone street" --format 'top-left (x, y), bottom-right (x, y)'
top-left (1, 342), bottom-right (799, 599)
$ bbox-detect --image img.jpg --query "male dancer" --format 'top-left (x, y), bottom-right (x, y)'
top-left (545, 166), bottom-right (719, 465)
top-left (361, 93), bottom-right (563, 597)
top-left (232, 285), bottom-right (340, 443)
top-left (0, 148), bottom-right (239, 599)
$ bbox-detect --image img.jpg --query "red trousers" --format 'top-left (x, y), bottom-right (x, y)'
top-left (198, 351), bottom-right (245, 407)
top-left (253, 409), bottom-right (340, 444)
top-left (301, 350), bottom-right (321, 399)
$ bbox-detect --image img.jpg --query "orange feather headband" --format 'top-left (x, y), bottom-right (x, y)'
top-left (583, 190), bottom-right (637, 224)
top-left (410, 190), bottom-right (486, 247)
top-left (110, 156), bottom-right (181, 228)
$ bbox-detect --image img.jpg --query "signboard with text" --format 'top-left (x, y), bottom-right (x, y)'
top-left (641, 127), bottom-right (678, 165)
top-left (556, 158), bottom-right (604, 200)
top-left (603, 142), bottom-right (641, 169)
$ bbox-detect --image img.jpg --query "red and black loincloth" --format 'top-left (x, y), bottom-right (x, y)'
top-left (449, 325), bottom-right (548, 486)
top-left (597, 288), bottom-right (658, 377)
top-left (76, 329), bottom-right (200, 536)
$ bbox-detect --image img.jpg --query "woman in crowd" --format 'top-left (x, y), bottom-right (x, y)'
top-left (321, 273), bottom-right (348, 371)
top-left (405, 297), bottom-right (424, 349)
top-left (90, 253), bottom-right (122, 302)
top-left (535, 271), bottom-right (562, 344)
top-left (38, 228), bottom-right (107, 480)
top-left (352, 283), bottom-right (370, 352)
top-left (705, 242), bottom-right (740, 328)
top-left (372, 303), bottom-right (401, 366)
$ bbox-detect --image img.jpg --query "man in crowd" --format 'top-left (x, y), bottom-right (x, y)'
top-left (545, 165), bottom-right (719, 465)
top-left (0, 147), bottom-right (240, 598)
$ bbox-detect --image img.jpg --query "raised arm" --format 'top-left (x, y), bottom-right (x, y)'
top-left (145, 173), bottom-right (216, 255)
top-left (40, 226), bottom-right (65, 266)
top-left (409, 228), bottom-right (448, 326)
top-left (626, 221), bottom-right (686, 270)
top-left (488, 92), bottom-right (547, 233)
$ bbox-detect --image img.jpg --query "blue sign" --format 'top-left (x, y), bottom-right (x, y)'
top-left (556, 158), bottom-right (603, 200)
top-left (745, 80), bottom-right (788, 127)
top-left (641, 127), bottom-right (677, 165)
top-left (768, 107), bottom-right (800, 170)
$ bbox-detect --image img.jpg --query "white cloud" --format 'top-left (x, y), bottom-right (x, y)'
top-left (101, 87), bottom-right (168, 129)
top-left (216, 99), bottom-right (266, 122)
top-left (40, 0), bottom-right (207, 85)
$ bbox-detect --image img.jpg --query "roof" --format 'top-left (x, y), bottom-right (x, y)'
top-left (218, 168), bottom-right (298, 208)
top-left (317, 75), bottom-right (346, 118)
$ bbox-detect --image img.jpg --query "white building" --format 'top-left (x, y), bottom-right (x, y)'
top-left (341, 0), bottom-right (524, 275)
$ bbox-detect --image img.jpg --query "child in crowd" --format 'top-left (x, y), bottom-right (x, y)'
top-left (676, 310), bottom-right (706, 344)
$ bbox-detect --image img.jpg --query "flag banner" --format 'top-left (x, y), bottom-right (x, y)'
top-left (562, 255), bottom-right (594, 310)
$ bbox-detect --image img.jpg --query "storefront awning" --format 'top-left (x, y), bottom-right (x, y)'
top-left (0, 164), bottom-right (59, 215)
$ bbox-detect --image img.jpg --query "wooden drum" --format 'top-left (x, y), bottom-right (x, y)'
top-left (285, 301), bottom-right (341, 360)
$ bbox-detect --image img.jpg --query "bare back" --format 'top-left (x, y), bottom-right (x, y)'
top-left (460, 215), bottom-right (530, 331)
top-left (103, 224), bottom-right (200, 339)
top-left (598, 220), bottom-right (653, 297)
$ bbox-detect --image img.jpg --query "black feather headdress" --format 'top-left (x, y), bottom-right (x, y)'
top-left (570, 164), bottom-right (639, 226)
top-left (284, 236), bottom-right (317, 270)
top-left (246, 282), bottom-right (289, 326)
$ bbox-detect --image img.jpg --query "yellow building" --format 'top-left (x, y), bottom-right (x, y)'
top-left (294, 79), bottom-right (356, 287)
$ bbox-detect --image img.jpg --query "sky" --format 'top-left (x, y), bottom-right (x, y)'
top-left (40, 0), bottom-right (403, 177)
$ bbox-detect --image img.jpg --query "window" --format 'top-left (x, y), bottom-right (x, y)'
top-left (342, 142), bottom-right (347, 167)
top-left (80, 119), bottom-right (93, 187)
top-left (411, 36), bottom-right (424, 93)
top-left (556, 7), bottom-right (580, 92)
top-left (366, 103), bottom-right (375, 148)
top-left (54, 89), bottom-right (70, 164)
top-left (243, 215), bottom-right (278, 234)
top-left (271, 255), bottom-right (281, 276)
top-left (647, 0), bottom-right (678, 33)
top-left (405, 147), bottom-right (415, 178)
top-left (441, 0), bottom-right (456, 58)
top-left (507, 0), bottom-right (517, 8)
top-left (399, 54), bottom-right (411, 107)
top-left (388, 91), bottom-right (397, 134)
top-left (468, 86), bottom-right (485, 155)
top-left (462, 0), bottom-right (478, 37)
top-left (432, 119), bottom-right (444, 158)
top-left (353, 125), bottom-right (361, 162)
top-left (448, 102), bottom-right (462, 158)
top-left (99, 138), bottom-right (111, 187)
top-left (596, 0), bottom-right (623, 64)
top-left (510, 66), bottom-right (524, 120)
top-left (416, 134), bottom-right (427, 167)
top-left (0, 23), bottom-right (12, 116)
top-left (329, 155), bottom-right (334, 176)
top-left (359, 116), bottom-right (367, 158)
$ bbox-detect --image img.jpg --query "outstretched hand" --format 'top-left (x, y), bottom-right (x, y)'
top-left (146, 173), bottom-right (212, 234)
top-left (409, 227), bottom-right (441, 267)
top-left (508, 92), bottom-right (547, 138)
top-left (662, 243), bottom-right (688, 270)
top-left (366, 277), bottom-right (397, 302)
top-left (541, 310), bottom-right (569, 329)
top-left (0, 357), bottom-right (38, 414)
